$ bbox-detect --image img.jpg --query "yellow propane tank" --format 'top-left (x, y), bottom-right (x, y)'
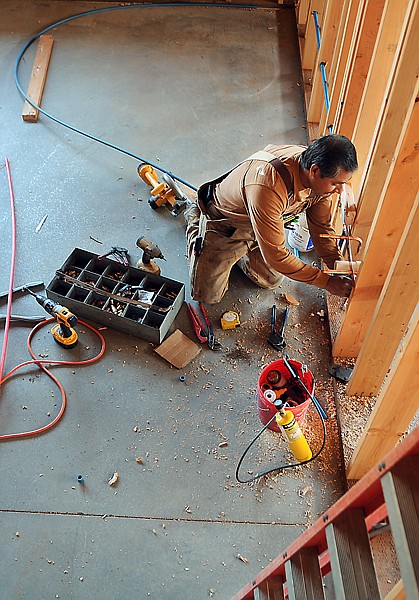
top-left (275, 408), bottom-right (312, 462)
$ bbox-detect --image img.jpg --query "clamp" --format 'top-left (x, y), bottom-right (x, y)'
top-left (187, 302), bottom-right (222, 351)
top-left (98, 246), bottom-right (130, 266)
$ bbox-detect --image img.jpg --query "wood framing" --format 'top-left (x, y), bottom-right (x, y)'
top-left (22, 34), bottom-right (54, 122)
top-left (332, 99), bottom-right (419, 358)
top-left (352, 0), bottom-right (419, 246)
top-left (347, 312), bottom-right (419, 479)
top-left (346, 192), bottom-right (419, 396)
top-left (334, 0), bottom-right (385, 139)
top-left (295, 0), bottom-right (419, 469)
top-left (350, 0), bottom-right (411, 197)
top-left (307, 0), bottom-right (344, 124)
top-left (384, 580), bottom-right (405, 600)
top-left (301, 0), bottom-right (326, 71)
top-left (318, 0), bottom-right (362, 134)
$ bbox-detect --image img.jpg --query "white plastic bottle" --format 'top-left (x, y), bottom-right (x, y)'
top-left (288, 212), bottom-right (314, 252)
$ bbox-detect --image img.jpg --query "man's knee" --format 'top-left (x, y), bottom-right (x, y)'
top-left (237, 254), bottom-right (284, 289)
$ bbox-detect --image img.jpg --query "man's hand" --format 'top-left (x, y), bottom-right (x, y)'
top-left (324, 275), bottom-right (354, 298)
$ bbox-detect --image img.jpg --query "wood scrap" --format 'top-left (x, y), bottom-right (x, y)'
top-left (155, 329), bottom-right (201, 369)
top-left (22, 35), bottom-right (54, 122)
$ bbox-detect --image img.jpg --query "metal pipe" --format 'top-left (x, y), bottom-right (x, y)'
top-left (312, 12), bottom-right (332, 131)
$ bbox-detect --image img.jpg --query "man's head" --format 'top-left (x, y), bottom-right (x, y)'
top-left (300, 134), bottom-right (358, 195)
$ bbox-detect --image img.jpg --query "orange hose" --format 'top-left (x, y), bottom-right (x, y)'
top-left (0, 318), bottom-right (106, 441)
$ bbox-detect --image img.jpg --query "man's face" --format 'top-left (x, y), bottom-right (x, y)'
top-left (308, 165), bottom-right (353, 196)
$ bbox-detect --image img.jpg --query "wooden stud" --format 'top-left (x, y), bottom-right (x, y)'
top-left (347, 312), bottom-right (419, 479)
top-left (346, 192), bottom-right (419, 396)
top-left (352, 0), bottom-right (419, 244)
top-left (383, 579), bottom-right (405, 600)
top-left (302, 0), bottom-right (326, 72)
top-left (334, 0), bottom-right (386, 138)
top-left (318, 0), bottom-right (362, 135)
top-left (297, 0), bottom-right (312, 36)
top-left (307, 0), bottom-right (344, 124)
top-left (22, 34), bottom-right (54, 122)
top-left (350, 0), bottom-right (411, 197)
top-left (332, 99), bottom-right (419, 358)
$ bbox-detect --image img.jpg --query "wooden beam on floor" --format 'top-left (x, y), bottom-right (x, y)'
top-left (352, 0), bottom-right (419, 245)
top-left (346, 192), bottom-right (419, 396)
top-left (22, 34), bottom-right (54, 122)
top-left (347, 312), bottom-right (419, 479)
top-left (350, 0), bottom-right (410, 198)
top-left (334, 0), bottom-right (386, 139)
top-left (332, 99), bottom-right (419, 358)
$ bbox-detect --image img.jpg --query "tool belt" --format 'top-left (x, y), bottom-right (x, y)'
top-left (194, 151), bottom-right (294, 256)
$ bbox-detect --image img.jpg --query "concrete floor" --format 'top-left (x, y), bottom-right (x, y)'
top-left (1, 2), bottom-right (345, 598)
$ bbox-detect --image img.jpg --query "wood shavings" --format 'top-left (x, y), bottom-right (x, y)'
top-left (283, 292), bottom-right (299, 306)
top-left (108, 472), bottom-right (119, 486)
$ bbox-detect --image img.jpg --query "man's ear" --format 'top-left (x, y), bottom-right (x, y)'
top-left (310, 165), bottom-right (321, 178)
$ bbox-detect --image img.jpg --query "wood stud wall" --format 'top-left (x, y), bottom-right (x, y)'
top-left (296, 0), bottom-right (419, 477)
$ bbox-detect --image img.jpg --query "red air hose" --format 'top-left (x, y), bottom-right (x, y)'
top-left (1, 158), bottom-right (106, 441)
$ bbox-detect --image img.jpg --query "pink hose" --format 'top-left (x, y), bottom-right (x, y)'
top-left (0, 158), bottom-right (17, 379)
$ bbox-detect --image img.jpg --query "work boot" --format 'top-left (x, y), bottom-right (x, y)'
top-left (237, 253), bottom-right (284, 289)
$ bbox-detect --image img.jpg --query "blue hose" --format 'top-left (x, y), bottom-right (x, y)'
top-left (14, 3), bottom-right (281, 192)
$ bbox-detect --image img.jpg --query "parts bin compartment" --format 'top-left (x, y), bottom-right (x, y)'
top-left (46, 248), bottom-right (185, 343)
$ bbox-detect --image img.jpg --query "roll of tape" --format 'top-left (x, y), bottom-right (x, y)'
top-left (263, 389), bottom-right (277, 402)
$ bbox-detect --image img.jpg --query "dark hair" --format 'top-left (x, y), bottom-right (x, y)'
top-left (300, 134), bottom-right (358, 178)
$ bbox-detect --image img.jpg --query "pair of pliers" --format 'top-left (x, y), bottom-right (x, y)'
top-left (98, 246), bottom-right (130, 266)
top-left (187, 302), bottom-right (222, 351)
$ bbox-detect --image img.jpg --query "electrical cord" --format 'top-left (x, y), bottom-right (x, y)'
top-left (1, 159), bottom-right (106, 441)
top-left (235, 398), bottom-right (327, 484)
top-left (0, 318), bottom-right (106, 441)
top-left (13, 2), bottom-right (283, 193)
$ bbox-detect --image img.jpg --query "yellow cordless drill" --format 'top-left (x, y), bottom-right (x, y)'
top-left (25, 288), bottom-right (78, 348)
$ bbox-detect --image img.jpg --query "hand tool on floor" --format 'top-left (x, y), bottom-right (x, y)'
top-left (138, 164), bottom-right (189, 217)
top-left (24, 288), bottom-right (78, 348)
top-left (268, 305), bottom-right (289, 350)
top-left (187, 302), bottom-right (222, 351)
top-left (0, 281), bottom-right (44, 300)
top-left (283, 354), bottom-right (328, 420)
top-left (136, 236), bottom-right (166, 275)
top-left (0, 282), bottom-right (46, 323)
top-left (98, 246), bottom-right (130, 266)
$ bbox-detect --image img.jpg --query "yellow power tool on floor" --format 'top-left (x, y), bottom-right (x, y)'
top-left (137, 163), bottom-right (190, 217)
top-left (25, 288), bottom-right (78, 348)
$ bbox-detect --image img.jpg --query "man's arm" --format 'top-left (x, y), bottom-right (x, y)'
top-left (245, 184), bottom-right (353, 297)
top-left (306, 199), bottom-right (342, 269)
top-left (245, 183), bottom-right (330, 287)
